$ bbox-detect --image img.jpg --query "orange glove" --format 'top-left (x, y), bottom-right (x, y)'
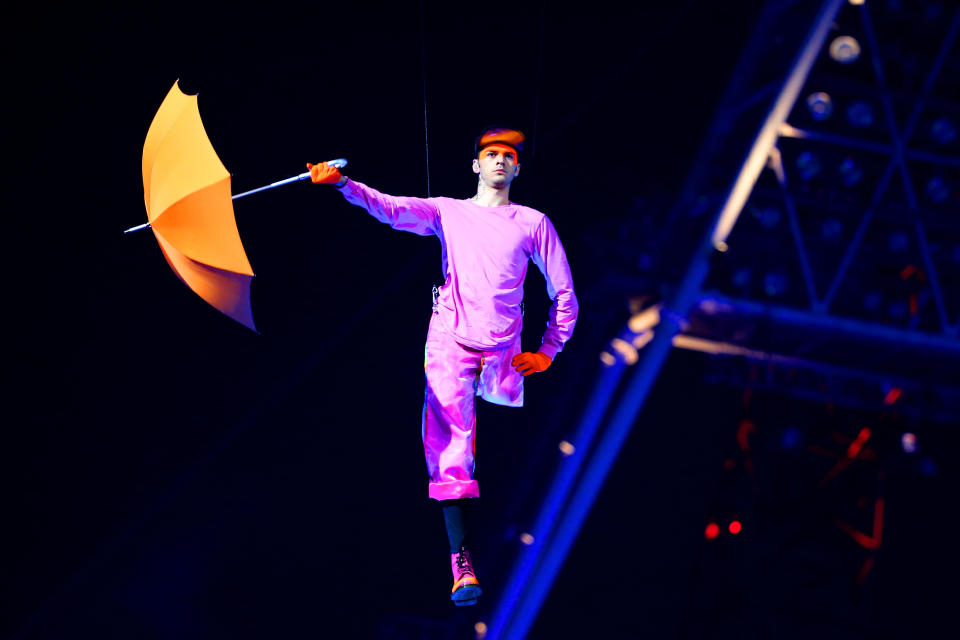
top-left (306, 162), bottom-right (343, 185)
top-left (512, 351), bottom-right (552, 377)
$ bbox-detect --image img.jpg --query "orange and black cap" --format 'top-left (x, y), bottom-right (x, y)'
top-left (474, 126), bottom-right (526, 159)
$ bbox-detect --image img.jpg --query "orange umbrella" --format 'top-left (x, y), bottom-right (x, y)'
top-left (128, 81), bottom-right (345, 332)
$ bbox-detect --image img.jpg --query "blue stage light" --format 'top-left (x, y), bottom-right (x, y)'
top-left (888, 230), bottom-right (909, 253)
top-left (887, 299), bottom-right (908, 320)
top-left (863, 290), bottom-right (883, 311)
top-left (732, 267), bottom-right (752, 289)
top-left (753, 207), bottom-right (782, 228)
top-left (846, 101), bottom-right (874, 128)
top-left (926, 176), bottom-right (949, 203)
top-left (805, 91), bottom-right (833, 121)
top-left (796, 151), bottom-right (821, 180)
top-left (763, 271), bottom-right (788, 296)
top-left (930, 117), bottom-right (957, 145)
top-left (838, 157), bottom-right (863, 186)
top-left (781, 426), bottom-right (802, 450)
top-left (821, 218), bottom-right (844, 242)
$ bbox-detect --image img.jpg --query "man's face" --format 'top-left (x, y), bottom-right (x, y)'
top-left (473, 144), bottom-right (520, 187)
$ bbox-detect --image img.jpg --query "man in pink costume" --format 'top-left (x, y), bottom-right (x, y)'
top-left (308, 127), bottom-right (578, 606)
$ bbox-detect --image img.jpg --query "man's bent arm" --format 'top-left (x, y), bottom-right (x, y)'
top-left (531, 216), bottom-right (579, 360)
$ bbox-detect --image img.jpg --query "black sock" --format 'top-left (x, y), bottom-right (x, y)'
top-left (442, 498), bottom-right (474, 553)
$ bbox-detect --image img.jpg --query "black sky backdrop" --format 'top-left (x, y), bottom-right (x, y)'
top-left (10, 2), bottom-right (951, 639)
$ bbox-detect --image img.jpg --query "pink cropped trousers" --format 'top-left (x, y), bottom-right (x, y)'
top-left (422, 312), bottom-right (524, 501)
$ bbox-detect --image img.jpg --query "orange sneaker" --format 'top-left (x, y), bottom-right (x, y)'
top-left (450, 547), bottom-right (482, 606)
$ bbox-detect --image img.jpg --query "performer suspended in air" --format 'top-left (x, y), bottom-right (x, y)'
top-left (307, 127), bottom-right (578, 606)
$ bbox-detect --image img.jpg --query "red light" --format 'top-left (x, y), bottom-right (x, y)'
top-left (883, 388), bottom-right (902, 406)
top-left (846, 427), bottom-right (872, 458)
top-left (728, 520), bottom-right (742, 535)
top-left (704, 522), bottom-right (720, 540)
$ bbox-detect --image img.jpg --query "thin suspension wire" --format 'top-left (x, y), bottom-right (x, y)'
top-left (418, 0), bottom-right (432, 197)
top-left (531, 0), bottom-right (547, 163)
top-left (528, 0), bottom-right (548, 202)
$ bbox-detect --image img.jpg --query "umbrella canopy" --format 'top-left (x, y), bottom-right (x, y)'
top-left (141, 81), bottom-right (256, 331)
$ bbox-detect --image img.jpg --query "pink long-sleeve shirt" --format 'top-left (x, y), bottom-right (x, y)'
top-left (338, 179), bottom-right (578, 359)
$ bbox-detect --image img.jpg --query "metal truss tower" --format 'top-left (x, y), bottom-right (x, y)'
top-left (491, 0), bottom-right (960, 637)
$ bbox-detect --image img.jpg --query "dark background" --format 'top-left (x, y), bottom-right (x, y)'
top-left (6, 2), bottom-right (955, 639)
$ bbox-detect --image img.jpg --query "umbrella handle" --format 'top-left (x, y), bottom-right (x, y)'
top-left (125, 159), bottom-right (349, 233)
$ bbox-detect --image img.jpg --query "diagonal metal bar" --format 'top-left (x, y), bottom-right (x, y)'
top-left (859, 2), bottom-right (955, 333)
top-left (903, 6), bottom-right (960, 333)
top-left (488, 357), bottom-right (629, 637)
top-left (821, 161), bottom-right (895, 309)
top-left (770, 146), bottom-right (820, 309)
top-left (710, 0), bottom-right (843, 250)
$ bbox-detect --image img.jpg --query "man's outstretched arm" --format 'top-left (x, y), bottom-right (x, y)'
top-left (307, 159), bottom-right (439, 236)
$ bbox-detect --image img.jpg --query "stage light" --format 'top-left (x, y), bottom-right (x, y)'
top-left (888, 230), bottom-right (909, 253)
top-left (888, 300), bottom-right (908, 320)
top-left (628, 304), bottom-right (662, 333)
top-left (763, 271), bottom-right (788, 297)
top-left (632, 331), bottom-right (655, 350)
top-left (520, 533), bottom-right (535, 546)
top-left (796, 151), bottom-right (821, 180)
top-left (843, 427), bottom-right (871, 459)
top-left (704, 522), bottom-right (720, 540)
top-left (837, 157), bottom-right (863, 186)
top-left (846, 101), bottom-right (875, 128)
top-left (926, 176), bottom-right (949, 203)
top-left (781, 426), bottom-right (802, 450)
top-left (883, 386), bottom-right (903, 406)
top-left (901, 432), bottom-right (918, 454)
top-left (475, 621), bottom-right (488, 639)
top-left (558, 440), bottom-right (576, 456)
top-left (610, 338), bottom-right (639, 365)
top-left (821, 218), bottom-right (844, 242)
top-left (849, 0), bottom-right (865, 5)
top-left (728, 520), bottom-right (742, 535)
top-left (753, 206), bottom-right (782, 228)
top-left (930, 117), bottom-right (957, 145)
top-left (900, 264), bottom-right (920, 281)
top-left (805, 91), bottom-right (834, 121)
top-left (599, 351), bottom-right (616, 367)
top-left (732, 267), bottom-right (752, 289)
top-left (829, 35), bottom-right (861, 63)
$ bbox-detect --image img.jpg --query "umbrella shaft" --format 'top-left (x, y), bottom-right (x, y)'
top-left (126, 161), bottom-right (344, 234)
top-left (232, 172), bottom-right (311, 200)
